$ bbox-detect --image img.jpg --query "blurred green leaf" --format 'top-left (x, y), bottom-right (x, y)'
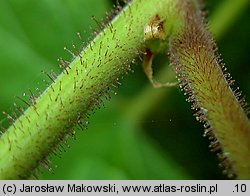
top-left (0, 0), bottom-right (110, 116)
top-left (40, 99), bottom-right (189, 179)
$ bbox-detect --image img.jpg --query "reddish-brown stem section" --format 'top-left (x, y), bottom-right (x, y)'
top-left (170, 1), bottom-right (250, 179)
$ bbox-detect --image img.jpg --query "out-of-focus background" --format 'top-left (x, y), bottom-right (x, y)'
top-left (0, 0), bottom-right (249, 179)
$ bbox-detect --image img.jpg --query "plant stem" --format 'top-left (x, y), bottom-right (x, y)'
top-left (0, 0), bottom-right (184, 179)
top-left (170, 1), bottom-right (250, 179)
top-left (125, 0), bottom-right (250, 123)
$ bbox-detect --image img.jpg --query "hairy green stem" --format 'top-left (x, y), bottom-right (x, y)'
top-left (1, 0), bottom-right (249, 180)
top-left (0, 0), bottom-right (184, 179)
top-left (170, 1), bottom-right (250, 179)
top-left (126, 0), bottom-right (250, 125)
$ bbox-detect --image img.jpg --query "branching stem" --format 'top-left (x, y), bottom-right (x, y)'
top-left (0, 0), bottom-right (183, 179)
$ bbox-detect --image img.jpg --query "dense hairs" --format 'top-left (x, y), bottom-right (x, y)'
top-left (169, 0), bottom-right (250, 179)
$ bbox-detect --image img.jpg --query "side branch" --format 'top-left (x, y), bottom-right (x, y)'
top-left (170, 1), bottom-right (250, 179)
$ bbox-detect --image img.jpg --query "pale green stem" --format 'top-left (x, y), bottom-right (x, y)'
top-left (0, 0), bottom-right (184, 179)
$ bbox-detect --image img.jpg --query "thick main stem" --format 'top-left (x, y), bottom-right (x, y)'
top-left (0, 0), bottom-right (182, 179)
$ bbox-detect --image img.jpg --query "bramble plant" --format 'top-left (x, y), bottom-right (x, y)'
top-left (0, 0), bottom-right (249, 179)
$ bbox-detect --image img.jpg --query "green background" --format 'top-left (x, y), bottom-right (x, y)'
top-left (0, 0), bottom-right (249, 179)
